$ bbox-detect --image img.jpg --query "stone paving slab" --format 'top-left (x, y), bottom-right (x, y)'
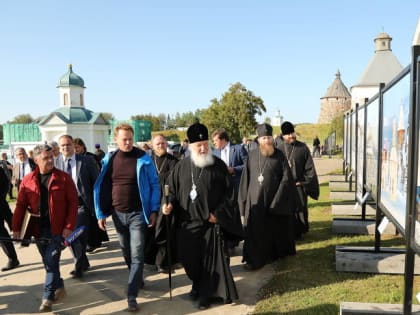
top-left (0, 157), bottom-right (343, 314)
top-left (0, 224), bottom-right (273, 315)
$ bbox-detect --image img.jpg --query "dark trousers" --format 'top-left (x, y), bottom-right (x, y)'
top-left (8, 182), bottom-right (13, 199)
top-left (0, 193), bottom-right (17, 263)
top-left (0, 219), bottom-right (17, 262)
top-left (70, 205), bottom-right (91, 272)
top-left (36, 227), bottom-right (64, 301)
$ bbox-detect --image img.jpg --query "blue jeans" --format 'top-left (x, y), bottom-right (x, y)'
top-left (36, 228), bottom-right (64, 301)
top-left (112, 211), bottom-right (146, 301)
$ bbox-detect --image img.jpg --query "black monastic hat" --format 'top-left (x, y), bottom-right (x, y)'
top-left (256, 123), bottom-right (273, 137)
top-left (281, 121), bottom-right (295, 135)
top-left (187, 123), bottom-right (209, 144)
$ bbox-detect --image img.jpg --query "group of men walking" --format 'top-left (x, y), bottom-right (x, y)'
top-left (0, 120), bottom-right (319, 313)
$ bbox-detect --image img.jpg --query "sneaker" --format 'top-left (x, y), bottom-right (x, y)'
top-left (39, 299), bottom-right (53, 312)
top-left (127, 300), bottom-right (138, 312)
top-left (54, 287), bottom-right (67, 301)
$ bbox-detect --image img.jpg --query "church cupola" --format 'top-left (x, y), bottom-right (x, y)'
top-left (57, 64), bottom-right (86, 107)
top-left (374, 32), bottom-right (392, 52)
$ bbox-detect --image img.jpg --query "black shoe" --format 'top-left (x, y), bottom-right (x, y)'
top-left (70, 265), bottom-right (89, 277)
top-left (1, 260), bottom-right (20, 271)
top-left (86, 245), bottom-right (98, 253)
top-left (70, 270), bottom-right (83, 278)
top-left (189, 289), bottom-right (199, 301)
top-left (198, 299), bottom-right (210, 310)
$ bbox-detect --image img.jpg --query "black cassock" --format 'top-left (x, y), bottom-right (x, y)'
top-left (276, 140), bottom-right (319, 235)
top-left (163, 156), bottom-right (243, 303)
top-left (238, 148), bottom-right (297, 269)
top-left (144, 152), bottom-right (178, 268)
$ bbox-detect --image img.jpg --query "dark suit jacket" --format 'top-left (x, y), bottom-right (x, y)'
top-left (11, 158), bottom-right (36, 186)
top-left (213, 143), bottom-right (248, 191)
top-left (58, 154), bottom-right (99, 213)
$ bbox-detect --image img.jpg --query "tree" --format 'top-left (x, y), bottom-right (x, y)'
top-left (99, 112), bottom-right (115, 123)
top-left (8, 114), bottom-right (35, 124)
top-left (329, 114), bottom-right (344, 143)
top-left (201, 82), bottom-right (266, 143)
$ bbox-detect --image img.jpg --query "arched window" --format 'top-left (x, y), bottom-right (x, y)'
top-left (64, 93), bottom-right (68, 106)
top-left (80, 94), bottom-right (84, 106)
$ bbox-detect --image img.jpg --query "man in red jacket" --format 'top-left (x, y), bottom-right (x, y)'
top-left (12, 144), bottom-right (78, 313)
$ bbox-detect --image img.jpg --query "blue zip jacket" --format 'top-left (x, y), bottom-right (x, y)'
top-left (93, 148), bottom-right (160, 224)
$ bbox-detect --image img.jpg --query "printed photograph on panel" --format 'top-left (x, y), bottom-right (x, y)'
top-left (344, 114), bottom-right (348, 163)
top-left (380, 72), bottom-right (410, 230)
top-left (350, 111), bottom-right (356, 174)
top-left (356, 107), bottom-right (365, 201)
top-left (365, 98), bottom-right (379, 199)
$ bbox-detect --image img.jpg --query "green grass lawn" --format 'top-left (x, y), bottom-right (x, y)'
top-left (252, 181), bottom-right (415, 315)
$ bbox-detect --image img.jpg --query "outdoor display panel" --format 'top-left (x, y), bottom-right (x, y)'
top-left (379, 66), bottom-right (411, 233)
top-left (365, 97), bottom-right (380, 200)
top-left (356, 105), bottom-right (365, 202)
top-left (412, 57), bottom-right (420, 250)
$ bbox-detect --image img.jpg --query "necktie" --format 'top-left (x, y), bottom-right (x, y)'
top-left (66, 158), bottom-right (72, 175)
top-left (20, 163), bottom-right (25, 179)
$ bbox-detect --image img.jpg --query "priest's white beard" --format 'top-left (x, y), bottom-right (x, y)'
top-left (190, 147), bottom-right (214, 168)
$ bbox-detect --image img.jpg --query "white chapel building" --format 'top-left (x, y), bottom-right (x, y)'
top-left (38, 64), bottom-right (109, 152)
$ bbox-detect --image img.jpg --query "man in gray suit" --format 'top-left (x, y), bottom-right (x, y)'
top-left (58, 134), bottom-right (99, 278)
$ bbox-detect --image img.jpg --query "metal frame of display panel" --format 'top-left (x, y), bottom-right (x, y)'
top-left (402, 45), bottom-right (420, 315)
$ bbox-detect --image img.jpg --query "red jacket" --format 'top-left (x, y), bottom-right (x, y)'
top-left (12, 167), bottom-right (78, 237)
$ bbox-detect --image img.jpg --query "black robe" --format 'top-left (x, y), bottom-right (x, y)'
top-left (276, 140), bottom-right (319, 235)
top-left (165, 156), bottom-right (243, 303)
top-left (238, 148), bottom-right (297, 269)
top-left (144, 152), bottom-right (178, 267)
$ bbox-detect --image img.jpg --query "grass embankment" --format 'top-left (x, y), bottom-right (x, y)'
top-left (252, 180), bottom-right (417, 315)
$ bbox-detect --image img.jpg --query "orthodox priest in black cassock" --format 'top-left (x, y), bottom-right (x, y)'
top-left (276, 121), bottom-right (319, 239)
top-left (162, 123), bottom-right (243, 310)
top-left (144, 134), bottom-right (179, 272)
top-left (238, 123), bottom-right (297, 270)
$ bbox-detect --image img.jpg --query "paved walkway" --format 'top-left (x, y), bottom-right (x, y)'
top-left (0, 157), bottom-right (342, 315)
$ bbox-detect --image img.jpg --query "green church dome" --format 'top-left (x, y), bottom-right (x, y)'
top-left (57, 64), bottom-right (85, 88)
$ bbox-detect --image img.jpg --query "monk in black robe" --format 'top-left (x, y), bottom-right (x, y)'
top-left (162, 123), bottom-right (243, 310)
top-left (144, 134), bottom-right (178, 272)
top-left (276, 121), bottom-right (319, 239)
top-left (238, 123), bottom-right (297, 270)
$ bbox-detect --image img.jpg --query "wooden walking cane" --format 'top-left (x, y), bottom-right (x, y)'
top-left (164, 184), bottom-right (173, 300)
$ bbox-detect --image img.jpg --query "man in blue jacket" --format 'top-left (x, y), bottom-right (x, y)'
top-left (94, 123), bottom-right (160, 312)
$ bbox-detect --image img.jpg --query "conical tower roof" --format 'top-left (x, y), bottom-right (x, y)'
top-left (321, 70), bottom-right (351, 99)
top-left (353, 32), bottom-right (402, 87)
